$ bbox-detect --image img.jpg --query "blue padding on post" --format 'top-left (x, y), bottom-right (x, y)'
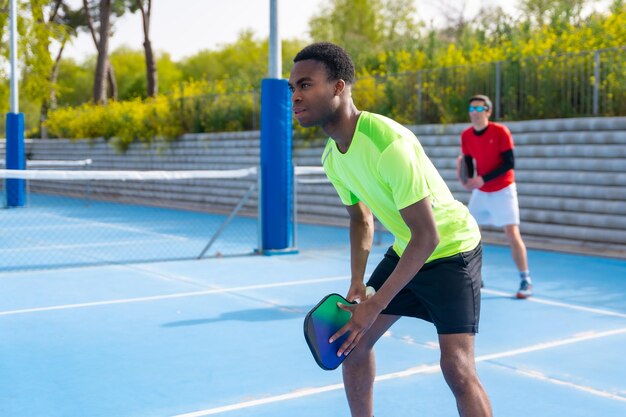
top-left (260, 78), bottom-right (295, 253)
top-left (5, 112), bottom-right (26, 207)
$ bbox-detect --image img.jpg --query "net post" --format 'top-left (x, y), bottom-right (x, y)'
top-left (5, 112), bottom-right (26, 208)
top-left (593, 50), bottom-right (600, 116)
top-left (495, 61), bottom-right (501, 120)
top-left (256, 165), bottom-right (263, 254)
top-left (260, 78), bottom-right (298, 255)
top-left (292, 166), bottom-right (298, 249)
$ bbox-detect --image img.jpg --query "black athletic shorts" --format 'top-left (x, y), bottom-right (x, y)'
top-left (366, 243), bottom-right (482, 334)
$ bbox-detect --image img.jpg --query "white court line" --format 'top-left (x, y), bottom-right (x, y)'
top-left (489, 362), bottom-right (626, 403)
top-left (3, 276), bottom-right (626, 322)
top-left (172, 327), bottom-right (626, 416)
top-left (482, 288), bottom-right (626, 319)
top-left (0, 276), bottom-right (350, 317)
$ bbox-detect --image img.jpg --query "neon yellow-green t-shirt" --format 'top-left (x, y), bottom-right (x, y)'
top-left (322, 111), bottom-right (480, 262)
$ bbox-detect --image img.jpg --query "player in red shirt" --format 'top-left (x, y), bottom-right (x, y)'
top-left (458, 95), bottom-right (533, 299)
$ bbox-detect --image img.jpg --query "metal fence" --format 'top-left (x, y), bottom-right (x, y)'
top-left (354, 46), bottom-right (625, 124)
top-left (172, 47), bottom-right (624, 130)
top-left (175, 90), bottom-right (260, 134)
top-left (7, 47), bottom-right (619, 137)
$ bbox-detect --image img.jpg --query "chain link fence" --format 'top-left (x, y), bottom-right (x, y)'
top-left (173, 47), bottom-right (624, 130)
top-left (175, 90), bottom-right (260, 134)
top-left (5, 48), bottom-right (622, 136)
top-left (354, 46), bottom-right (626, 123)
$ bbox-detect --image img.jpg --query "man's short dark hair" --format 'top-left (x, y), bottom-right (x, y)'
top-left (469, 94), bottom-right (493, 110)
top-left (294, 42), bottom-right (356, 85)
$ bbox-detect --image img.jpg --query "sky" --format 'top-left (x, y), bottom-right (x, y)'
top-left (61, 0), bottom-right (613, 62)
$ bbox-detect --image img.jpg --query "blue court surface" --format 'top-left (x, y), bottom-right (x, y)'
top-left (1, 220), bottom-right (626, 417)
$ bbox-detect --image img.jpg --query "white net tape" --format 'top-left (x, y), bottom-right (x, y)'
top-left (294, 166), bottom-right (328, 184)
top-left (0, 158), bottom-right (93, 167)
top-left (0, 167), bottom-right (258, 180)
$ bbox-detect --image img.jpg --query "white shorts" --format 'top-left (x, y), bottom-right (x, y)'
top-left (468, 183), bottom-right (520, 227)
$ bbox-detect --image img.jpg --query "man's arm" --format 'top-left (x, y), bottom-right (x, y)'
top-left (482, 149), bottom-right (514, 182)
top-left (331, 197), bottom-right (439, 355)
top-left (345, 202), bottom-right (374, 302)
top-left (464, 149), bottom-right (514, 190)
top-left (370, 197), bottom-right (439, 311)
top-left (464, 155), bottom-right (475, 178)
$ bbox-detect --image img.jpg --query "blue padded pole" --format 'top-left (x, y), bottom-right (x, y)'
top-left (260, 78), bottom-right (297, 254)
top-left (5, 112), bottom-right (26, 207)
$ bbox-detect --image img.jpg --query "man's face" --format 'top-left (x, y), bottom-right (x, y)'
top-left (288, 59), bottom-right (339, 128)
top-left (468, 99), bottom-right (491, 127)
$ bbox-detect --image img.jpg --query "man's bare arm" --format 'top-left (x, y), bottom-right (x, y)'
top-left (345, 202), bottom-right (374, 301)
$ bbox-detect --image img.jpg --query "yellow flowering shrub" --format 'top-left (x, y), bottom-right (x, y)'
top-left (45, 97), bottom-right (184, 152)
top-left (42, 8), bottom-right (625, 144)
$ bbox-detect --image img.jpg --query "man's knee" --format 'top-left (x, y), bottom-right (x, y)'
top-left (440, 354), bottom-right (477, 395)
top-left (343, 340), bottom-right (374, 369)
top-left (503, 224), bottom-right (521, 241)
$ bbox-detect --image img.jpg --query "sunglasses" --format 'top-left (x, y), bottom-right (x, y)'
top-left (469, 105), bottom-right (489, 113)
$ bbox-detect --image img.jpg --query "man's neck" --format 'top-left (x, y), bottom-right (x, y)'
top-left (324, 104), bottom-right (361, 154)
top-left (472, 121), bottom-right (489, 132)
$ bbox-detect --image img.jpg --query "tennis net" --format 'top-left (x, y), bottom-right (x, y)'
top-left (1, 167), bottom-right (259, 271)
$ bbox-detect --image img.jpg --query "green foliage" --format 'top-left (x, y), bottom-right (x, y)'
top-left (156, 52), bottom-right (183, 95)
top-left (171, 79), bottom-right (258, 134)
top-left (19, 0), bottom-right (54, 106)
top-left (178, 30), bottom-right (267, 89)
top-left (110, 47), bottom-right (147, 100)
top-left (309, 0), bottom-right (384, 64)
top-left (9, 0), bottom-right (625, 144)
top-left (56, 57), bottom-right (94, 107)
top-left (44, 96), bottom-right (183, 151)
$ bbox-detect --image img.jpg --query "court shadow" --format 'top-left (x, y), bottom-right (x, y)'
top-left (161, 305), bottom-right (315, 328)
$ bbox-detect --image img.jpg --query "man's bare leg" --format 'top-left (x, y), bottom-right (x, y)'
top-left (503, 224), bottom-right (528, 272)
top-left (439, 333), bottom-right (492, 417)
top-left (342, 314), bottom-right (400, 417)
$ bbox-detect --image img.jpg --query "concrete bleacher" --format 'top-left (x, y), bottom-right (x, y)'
top-left (295, 117), bottom-right (626, 256)
top-left (2, 116), bottom-right (625, 257)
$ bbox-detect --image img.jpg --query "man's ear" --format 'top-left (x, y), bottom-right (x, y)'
top-left (334, 79), bottom-right (346, 96)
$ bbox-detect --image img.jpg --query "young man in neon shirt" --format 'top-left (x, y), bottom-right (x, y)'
top-left (289, 42), bottom-right (492, 417)
top-left (459, 95), bottom-right (533, 299)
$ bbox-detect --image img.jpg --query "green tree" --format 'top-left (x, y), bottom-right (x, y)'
top-left (179, 30), bottom-right (266, 89)
top-left (55, 56), bottom-right (93, 107)
top-left (0, 1), bottom-right (82, 136)
top-left (471, 6), bottom-right (517, 48)
top-left (126, 0), bottom-right (157, 97)
top-left (308, 0), bottom-right (383, 65)
top-left (0, 0), bottom-right (12, 118)
top-left (81, 0), bottom-right (128, 103)
top-left (610, 0), bottom-right (625, 13)
top-left (110, 47), bottom-right (145, 100)
top-left (155, 52), bottom-right (182, 94)
top-left (33, 1), bottom-right (83, 137)
top-left (379, 0), bottom-right (421, 50)
top-left (518, 0), bottom-right (592, 29)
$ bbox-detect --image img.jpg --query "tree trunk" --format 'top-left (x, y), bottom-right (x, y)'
top-left (40, 39), bottom-right (66, 139)
top-left (93, 0), bottom-right (111, 104)
top-left (107, 63), bottom-right (118, 100)
top-left (137, 0), bottom-right (157, 97)
top-left (144, 39), bottom-right (157, 97)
